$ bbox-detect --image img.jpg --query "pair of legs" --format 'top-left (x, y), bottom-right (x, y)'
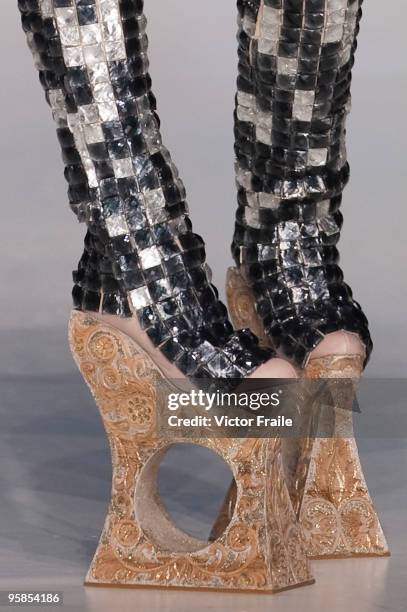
top-left (18, 0), bottom-right (368, 382)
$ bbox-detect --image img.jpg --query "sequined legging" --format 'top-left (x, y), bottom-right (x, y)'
top-left (232, 0), bottom-right (372, 366)
top-left (18, 0), bottom-right (371, 371)
top-left (17, 0), bottom-right (277, 380)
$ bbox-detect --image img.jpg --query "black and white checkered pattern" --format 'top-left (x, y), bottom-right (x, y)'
top-left (18, 0), bottom-right (275, 380)
top-left (232, 0), bottom-right (372, 367)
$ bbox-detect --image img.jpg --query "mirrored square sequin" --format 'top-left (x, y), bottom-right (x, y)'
top-left (139, 246), bottom-right (161, 270)
top-left (63, 47), bottom-right (85, 67)
top-left (277, 57), bottom-right (298, 76)
top-left (80, 24), bottom-right (102, 45)
top-left (78, 104), bottom-right (100, 124)
top-left (279, 222), bottom-right (300, 241)
top-left (88, 62), bottom-right (110, 85)
top-left (83, 44), bottom-right (105, 66)
top-left (60, 26), bottom-right (80, 46)
top-left (84, 124), bottom-right (104, 144)
top-left (105, 40), bottom-right (127, 61)
top-left (102, 19), bottom-right (122, 41)
top-left (98, 101), bottom-right (119, 122)
top-left (130, 287), bottom-right (153, 310)
top-left (55, 7), bottom-right (77, 28)
top-left (307, 149), bottom-right (328, 166)
top-left (105, 214), bottom-right (129, 237)
top-left (144, 188), bottom-right (165, 210)
top-left (258, 37), bottom-right (278, 56)
top-left (99, 0), bottom-right (120, 22)
top-left (259, 193), bottom-right (280, 210)
top-left (112, 158), bottom-right (134, 178)
top-left (262, 6), bottom-right (282, 28)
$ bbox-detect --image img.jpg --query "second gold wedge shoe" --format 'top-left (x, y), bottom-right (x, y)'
top-left (224, 268), bottom-right (389, 559)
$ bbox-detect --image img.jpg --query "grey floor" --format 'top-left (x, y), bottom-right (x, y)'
top-left (0, 328), bottom-right (406, 612)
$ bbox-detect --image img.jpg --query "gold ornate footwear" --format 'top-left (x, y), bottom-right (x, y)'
top-left (225, 267), bottom-right (390, 559)
top-left (69, 310), bottom-right (314, 592)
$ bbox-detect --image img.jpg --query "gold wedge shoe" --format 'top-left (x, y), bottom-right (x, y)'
top-left (69, 310), bottom-right (314, 593)
top-left (220, 268), bottom-right (390, 560)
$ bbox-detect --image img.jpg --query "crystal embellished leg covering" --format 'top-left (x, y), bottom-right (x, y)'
top-left (18, 0), bottom-right (275, 378)
top-left (232, 0), bottom-right (372, 367)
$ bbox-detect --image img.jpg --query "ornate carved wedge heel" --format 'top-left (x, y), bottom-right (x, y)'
top-left (225, 268), bottom-right (389, 559)
top-left (299, 355), bottom-right (389, 559)
top-left (69, 310), bottom-right (314, 592)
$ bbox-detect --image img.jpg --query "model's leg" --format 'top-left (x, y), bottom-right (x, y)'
top-left (232, 0), bottom-right (371, 367)
top-left (224, 1), bottom-right (390, 559)
top-left (18, 0), bottom-right (297, 380)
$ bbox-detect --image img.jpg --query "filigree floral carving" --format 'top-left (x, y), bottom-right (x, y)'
top-left (68, 311), bottom-right (313, 592)
top-left (226, 268), bottom-right (271, 347)
top-left (299, 437), bottom-right (388, 557)
top-left (225, 270), bottom-right (390, 559)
